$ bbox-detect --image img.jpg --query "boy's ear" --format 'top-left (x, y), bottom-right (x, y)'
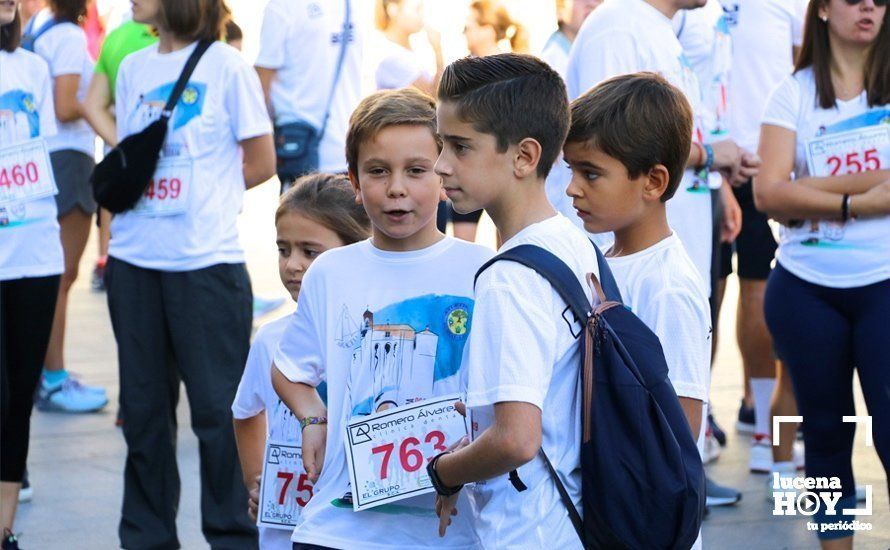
top-left (643, 164), bottom-right (670, 202)
top-left (348, 170), bottom-right (363, 205)
top-left (513, 137), bottom-right (543, 179)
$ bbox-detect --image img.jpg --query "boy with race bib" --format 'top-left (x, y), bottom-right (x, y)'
top-left (0, 3), bottom-right (61, 547)
top-left (105, 0), bottom-right (275, 547)
top-left (272, 88), bottom-right (492, 550)
top-left (234, 174), bottom-right (370, 550)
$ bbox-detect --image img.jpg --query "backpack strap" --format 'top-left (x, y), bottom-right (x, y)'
top-left (591, 240), bottom-right (623, 304)
top-left (161, 40), bottom-right (213, 118)
top-left (541, 449), bottom-right (584, 542)
top-left (319, 0), bottom-right (352, 141)
top-left (21, 16), bottom-right (60, 52)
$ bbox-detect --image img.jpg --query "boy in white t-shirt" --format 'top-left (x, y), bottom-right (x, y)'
top-left (430, 54), bottom-right (599, 549)
top-left (271, 88), bottom-right (493, 550)
top-left (233, 173), bottom-right (371, 550)
top-left (564, 72), bottom-right (711, 547)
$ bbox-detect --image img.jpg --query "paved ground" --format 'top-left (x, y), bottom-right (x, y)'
top-left (14, 181), bottom-right (889, 548)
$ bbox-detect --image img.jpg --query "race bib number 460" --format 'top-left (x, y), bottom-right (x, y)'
top-left (344, 394), bottom-right (467, 511)
top-left (132, 157), bottom-right (192, 216)
top-left (257, 441), bottom-right (313, 530)
top-left (0, 138), bottom-right (57, 206)
top-left (806, 125), bottom-right (889, 178)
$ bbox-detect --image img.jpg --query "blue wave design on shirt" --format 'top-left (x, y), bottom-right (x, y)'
top-left (138, 81), bottom-right (206, 130)
top-left (0, 90), bottom-right (40, 138)
top-left (822, 109), bottom-right (890, 135)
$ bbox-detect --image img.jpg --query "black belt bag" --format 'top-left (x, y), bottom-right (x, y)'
top-left (274, 120), bottom-right (320, 183)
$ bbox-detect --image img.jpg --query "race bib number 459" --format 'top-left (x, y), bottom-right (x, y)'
top-left (0, 138), bottom-right (57, 206)
top-left (132, 157), bottom-right (192, 216)
top-left (344, 394), bottom-right (467, 511)
top-left (806, 125), bottom-right (889, 178)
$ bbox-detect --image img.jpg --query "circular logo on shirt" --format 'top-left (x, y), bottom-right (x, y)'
top-left (445, 304), bottom-right (469, 337)
top-left (182, 87), bottom-right (199, 105)
top-left (22, 97), bottom-right (36, 113)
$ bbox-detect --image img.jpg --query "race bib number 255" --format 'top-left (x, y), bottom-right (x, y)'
top-left (806, 125), bottom-right (889, 178)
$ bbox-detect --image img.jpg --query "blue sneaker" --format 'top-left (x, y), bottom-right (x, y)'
top-left (35, 377), bottom-right (108, 413)
top-left (706, 477), bottom-right (742, 507)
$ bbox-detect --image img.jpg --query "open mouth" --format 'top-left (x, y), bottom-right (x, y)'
top-left (857, 17), bottom-right (875, 30)
top-left (384, 209), bottom-right (411, 221)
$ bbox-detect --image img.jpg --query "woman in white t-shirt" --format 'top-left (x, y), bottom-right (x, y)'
top-left (374, 0), bottom-right (443, 94)
top-left (540, 0), bottom-right (601, 80)
top-left (0, 3), bottom-right (61, 547)
top-left (105, 0), bottom-right (275, 548)
top-left (755, 1), bottom-right (890, 546)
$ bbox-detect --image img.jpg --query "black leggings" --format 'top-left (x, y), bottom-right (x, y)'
top-left (1, 275), bottom-right (60, 482)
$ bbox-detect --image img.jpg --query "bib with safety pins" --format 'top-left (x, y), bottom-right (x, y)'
top-left (0, 138), bottom-right (57, 206)
top-left (806, 124), bottom-right (889, 178)
top-left (132, 157), bottom-right (193, 216)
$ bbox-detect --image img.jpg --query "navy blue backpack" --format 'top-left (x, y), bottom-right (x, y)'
top-left (475, 242), bottom-right (705, 549)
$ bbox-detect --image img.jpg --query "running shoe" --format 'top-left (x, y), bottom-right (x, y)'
top-left (749, 434), bottom-right (772, 473)
top-left (708, 413), bottom-right (727, 447)
top-left (18, 470), bottom-right (31, 504)
top-left (793, 440), bottom-right (805, 471)
top-left (736, 398), bottom-right (755, 434)
top-left (1, 529), bottom-right (19, 550)
top-left (35, 377), bottom-right (108, 413)
top-left (706, 477), bottom-right (742, 507)
top-left (91, 256), bottom-right (107, 292)
top-left (253, 296), bottom-right (286, 319)
top-left (703, 432), bottom-right (721, 464)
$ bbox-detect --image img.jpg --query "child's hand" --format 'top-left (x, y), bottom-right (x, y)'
top-left (302, 424), bottom-right (327, 484)
top-left (248, 474), bottom-right (260, 522)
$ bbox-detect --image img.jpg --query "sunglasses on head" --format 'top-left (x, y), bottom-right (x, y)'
top-left (842, 0), bottom-right (888, 6)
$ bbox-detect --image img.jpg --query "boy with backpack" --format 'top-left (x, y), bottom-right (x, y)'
top-left (430, 57), bottom-right (704, 549)
top-left (564, 73), bottom-right (710, 547)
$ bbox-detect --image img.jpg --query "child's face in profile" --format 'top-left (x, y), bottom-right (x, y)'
top-left (351, 124), bottom-right (445, 251)
top-left (435, 100), bottom-right (515, 216)
top-left (563, 140), bottom-right (651, 234)
top-left (276, 211), bottom-right (345, 301)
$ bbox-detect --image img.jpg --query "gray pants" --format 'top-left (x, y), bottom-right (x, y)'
top-left (105, 258), bottom-right (257, 550)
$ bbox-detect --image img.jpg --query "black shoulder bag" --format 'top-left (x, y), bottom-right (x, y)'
top-left (91, 40), bottom-right (212, 214)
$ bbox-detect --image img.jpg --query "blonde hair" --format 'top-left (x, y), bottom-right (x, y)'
top-left (470, 0), bottom-right (528, 53)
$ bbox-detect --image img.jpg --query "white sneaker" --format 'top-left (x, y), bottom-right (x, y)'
top-left (766, 468), bottom-right (799, 503)
top-left (793, 441), bottom-right (805, 471)
top-left (749, 435), bottom-right (772, 473)
top-left (703, 432), bottom-right (721, 464)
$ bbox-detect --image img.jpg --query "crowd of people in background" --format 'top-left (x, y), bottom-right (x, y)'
top-left (1, 0), bottom-right (888, 549)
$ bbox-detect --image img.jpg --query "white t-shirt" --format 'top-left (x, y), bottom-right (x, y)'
top-left (465, 214), bottom-right (600, 550)
top-left (719, 0), bottom-right (807, 152)
top-left (274, 237), bottom-right (493, 549)
top-left (30, 9), bottom-right (95, 155)
top-left (761, 68), bottom-right (890, 288)
top-left (232, 315), bottom-right (300, 550)
top-left (375, 38), bottom-right (429, 90)
top-left (540, 30), bottom-right (572, 80)
top-left (0, 48), bottom-right (61, 281)
top-left (606, 232), bottom-right (710, 550)
top-left (110, 41), bottom-right (272, 271)
top-left (256, 0), bottom-right (362, 173)
top-left (563, 0), bottom-right (712, 295)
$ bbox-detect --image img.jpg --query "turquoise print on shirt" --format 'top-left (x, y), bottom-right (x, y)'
top-left (0, 90), bottom-right (40, 138)
top-left (136, 81), bottom-right (206, 130)
top-left (343, 294), bottom-right (473, 418)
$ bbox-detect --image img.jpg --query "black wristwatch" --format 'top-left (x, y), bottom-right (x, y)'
top-left (427, 451), bottom-right (463, 496)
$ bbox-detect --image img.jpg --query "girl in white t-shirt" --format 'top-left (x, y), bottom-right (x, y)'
top-left (0, 3), bottom-right (61, 547)
top-left (374, 0), bottom-right (443, 94)
top-left (755, 1), bottom-right (890, 546)
top-left (235, 173), bottom-right (371, 550)
top-left (104, 0), bottom-right (275, 548)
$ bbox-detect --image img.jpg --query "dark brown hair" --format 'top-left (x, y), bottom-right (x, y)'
top-left (346, 87), bottom-right (442, 176)
top-left (159, 0), bottom-right (231, 42)
top-left (1, 7), bottom-right (21, 52)
top-left (438, 53), bottom-right (569, 178)
top-left (48, 0), bottom-right (87, 23)
top-left (567, 72), bottom-right (693, 202)
top-left (276, 173), bottom-right (371, 245)
top-left (224, 18), bottom-right (242, 43)
top-left (796, 0), bottom-right (890, 109)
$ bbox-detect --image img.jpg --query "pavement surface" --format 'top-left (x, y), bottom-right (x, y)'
top-left (15, 181), bottom-right (889, 549)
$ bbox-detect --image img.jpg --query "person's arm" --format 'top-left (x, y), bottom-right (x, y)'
top-left (720, 180), bottom-right (742, 243)
top-left (241, 134), bottom-right (276, 189)
top-left (271, 367), bottom-right (327, 483)
top-left (678, 398), bottom-right (703, 440)
top-left (795, 169), bottom-right (890, 194)
top-left (255, 66), bottom-right (276, 117)
top-left (753, 124), bottom-right (890, 219)
top-left (233, 412), bottom-right (267, 489)
top-left (82, 71), bottom-right (118, 145)
top-left (53, 74), bottom-right (83, 122)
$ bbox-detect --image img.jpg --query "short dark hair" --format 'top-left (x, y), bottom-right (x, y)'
top-left (48, 0), bottom-right (87, 23)
top-left (159, 0), bottom-right (230, 43)
top-left (1, 7), bottom-right (21, 52)
top-left (796, 0), bottom-right (890, 109)
top-left (438, 53), bottom-right (569, 178)
top-left (567, 72), bottom-right (692, 202)
top-left (276, 173), bottom-right (371, 246)
top-left (346, 88), bottom-right (441, 176)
